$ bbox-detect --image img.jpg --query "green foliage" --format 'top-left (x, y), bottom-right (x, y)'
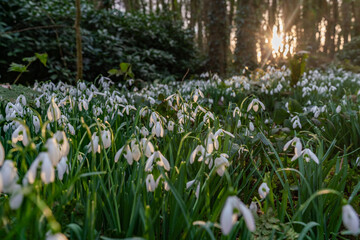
top-left (337, 36), bottom-right (360, 66)
top-left (289, 52), bottom-right (309, 87)
top-left (108, 62), bottom-right (134, 80)
top-left (0, 0), bottom-right (200, 84)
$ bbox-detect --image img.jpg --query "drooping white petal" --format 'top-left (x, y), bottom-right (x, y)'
top-left (258, 182), bottom-right (270, 199)
top-left (41, 157), bottom-right (55, 184)
top-left (9, 184), bottom-right (23, 210)
top-left (342, 204), bottom-right (360, 235)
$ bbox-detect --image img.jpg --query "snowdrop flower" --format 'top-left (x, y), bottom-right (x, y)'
top-left (57, 156), bottom-right (69, 180)
top-left (47, 97), bottom-right (61, 122)
top-left (233, 107), bottom-right (241, 118)
top-left (1, 160), bottom-right (18, 192)
top-left (16, 95), bottom-right (27, 106)
top-left (214, 129), bottom-right (235, 138)
top-left (122, 105), bottom-right (136, 115)
top-left (46, 231), bottom-right (68, 240)
top-left (45, 138), bottom-right (61, 166)
top-left (146, 174), bottom-right (157, 192)
top-left (247, 98), bottom-right (265, 112)
top-left (189, 145), bottom-right (206, 164)
top-left (140, 138), bottom-right (155, 158)
top-left (67, 123), bottom-right (75, 135)
top-left (140, 127), bottom-right (149, 137)
top-left (9, 184), bottom-right (24, 210)
top-left (342, 204), bottom-right (360, 235)
top-left (249, 202), bottom-right (258, 214)
top-left (0, 141), bottom-right (4, 166)
top-left (336, 105), bottom-right (341, 113)
top-left (220, 196), bottom-right (255, 235)
top-left (193, 88), bottom-right (204, 102)
top-left (258, 182), bottom-right (270, 199)
top-left (26, 152), bottom-right (55, 184)
top-left (12, 125), bottom-right (29, 146)
top-left (33, 116), bottom-right (40, 134)
top-left (249, 122), bottom-right (255, 132)
top-left (214, 154), bottom-right (230, 176)
top-left (152, 121), bottom-right (164, 137)
top-left (115, 140), bottom-right (141, 165)
top-left (145, 151), bottom-right (170, 172)
top-left (283, 137), bottom-right (302, 159)
top-left (291, 148), bottom-right (319, 164)
top-left (101, 130), bottom-right (111, 149)
top-left (186, 179), bottom-right (200, 199)
top-left (167, 121), bottom-right (175, 132)
top-left (206, 132), bottom-right (219, 154)
top-left (291, 116), bottom-right (302, 129)
top-left (54, 131), bottom-right (70, 158)
top-left (87, 133), bottom-right (100, 154)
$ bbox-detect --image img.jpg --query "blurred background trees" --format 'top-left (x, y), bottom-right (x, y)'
top-left (1, 0), bottom-right (360, 84)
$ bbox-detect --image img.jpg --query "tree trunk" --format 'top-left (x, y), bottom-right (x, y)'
top-left (234, 0), bottom-right (259, 69)
top-left (207, 0), bottom-right (227, 75)
top-left (75, 0), bottom-right (83, 81)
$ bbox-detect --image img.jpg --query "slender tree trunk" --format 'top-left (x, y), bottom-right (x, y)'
top-left (352, 0), bottom-right (360, 37)
top-left (75, 0), bottom-right (83, 81)
top-left (341, 0), bottom-right (351, 44)
top-left (207, 0), bottom-right (227, 74)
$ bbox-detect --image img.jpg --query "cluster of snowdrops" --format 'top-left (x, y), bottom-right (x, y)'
top-left (0, 66), bottom-right (359, 239)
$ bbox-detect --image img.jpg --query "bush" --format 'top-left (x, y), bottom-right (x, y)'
top-left (0, 0), bottom-right (200, 84)
top-left (336, 36), bottom-right (360, 66)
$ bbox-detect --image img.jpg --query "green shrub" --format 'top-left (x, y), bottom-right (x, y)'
top-left (337, 36), bottom-right (360, 66)
top-left (0, 0), bottom-right (200, 84)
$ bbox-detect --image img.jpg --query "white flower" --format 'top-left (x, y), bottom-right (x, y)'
top-left (115, 140), bottom-right (141, 165)
top-left (189, 145), bottom-right (206, 164)
top-left (249, 122), bottom-right (255, 132)
top-left (291, 116), bottom-right (302, 129)
top-left (167, 121), bottom-right (175, 132)
top-left (140, 138), bottom-right (155, 158)
top-left (46, 138), bottom-right (61, 166)
top-left (145, 151), bottom-right (170, 172)
top-left (46, 231), bottom-right (68, 240)
top-left (214, 154), bottom-right (230, 176)
top-left (247, 99), bottom-right (265, 112)
top-left (0, 141), bottom-right (4, 166)
top-left (206, 132), bottom-right (219, 154)
top-left (186, 179), bottom-right (200, 199)
top-left (140, 127), bottom-right (149, 137)
top-left (283, 137), bottom-right (302, 159)
top-left (1, 160), bottom-right (18, 192)
top-left (220, 196), bottom-right (255, 235)
top-left (258, 182), bottom-right (270, 199)
top-left (9, 184), bottom-right (24, 210)
top-left (57, 156), bottom-right (69, 180)
top-left (214, 129), bottom-right (235, 138)
top-left (291, 148), bottom-right (319, 164)
top-left (342, 204), bottom-right (360, 235)
top-left (233, 107), bottom-right (241, 118)
top-left (152, 121), bottom-right (164, 137)
top-left (336, 105), bottom-right (341, 113)
top-left (33, 116), bottom-right (40, 133)
top-left (47, 97), bottom-right (61, 122)
top-left (26, 152), bottom-right (55, 184)
top-left (12, 125), bottom-right (29, 146)
top-left (87, 133), bottom-right (100, 154)
top-left (146, 174), bottom-right (157, 192)
top-left (54, 131), bottom-right (70, 158)
top-left (101, 130), bottom-right (111, 149)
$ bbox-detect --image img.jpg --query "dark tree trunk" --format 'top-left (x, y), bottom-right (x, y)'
top-left (207, 0), bottom-right (227, 75)
top-left (75, 0), bottom-right (83, 81)
top-left (234, 0), bottom-right (259, 69)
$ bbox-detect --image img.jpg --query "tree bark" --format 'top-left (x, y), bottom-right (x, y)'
top-left (75, 0), bottom-right (83, 81)
top-left (207, 0), bottom-right (227, 75)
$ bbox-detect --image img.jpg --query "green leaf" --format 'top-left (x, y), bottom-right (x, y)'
top-left (8, 63), bottom-right (27, 73)
top-left (22, 56), bottom-right (36, 62)
top-left (273, 108), bottom-right (290, 124)
top-left (108, 69), bottom-right (119, 76)
top-left (120, 62), bottom-right (130, 73)
top-left (35, 53), bottom-right (48, 66)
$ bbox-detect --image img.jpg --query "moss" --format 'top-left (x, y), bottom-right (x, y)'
top-left (0, 84), bottom-right (40, 104)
